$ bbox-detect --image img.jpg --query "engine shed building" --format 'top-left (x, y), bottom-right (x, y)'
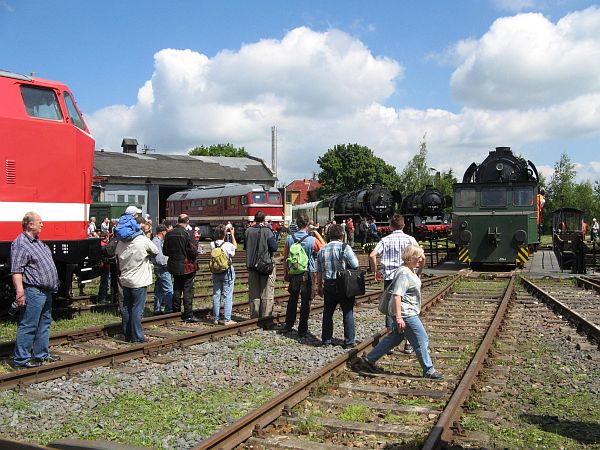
top-left (92, 143), bottom-right (277, 224)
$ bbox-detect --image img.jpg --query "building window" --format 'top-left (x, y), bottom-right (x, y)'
top-left (138, 195), bottom-right (145, 205)
top-left (128, 195), bottom-right (136, 204)
top-left (117, 195), bottom-right (125, 203)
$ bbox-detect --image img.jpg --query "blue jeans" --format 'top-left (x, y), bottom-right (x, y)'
top-left (122, 287), bottom-right (147, 342)
top-left (14, 286), bottom-right (53, 365)
top-left (154, 266), bottom-right (173, 313)
top-left (212, 266), bottom-right (235, 321)
top-left (365, 314), bottom-right (435, 375)
top-left (322, 281), bottom-right (355, 345)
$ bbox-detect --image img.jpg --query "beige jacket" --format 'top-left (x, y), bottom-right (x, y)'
top-left (116, 235), bottom-right (159, 288)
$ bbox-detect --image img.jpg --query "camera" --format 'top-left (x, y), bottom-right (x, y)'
top-left (8, 301), bottom-right (21, 316)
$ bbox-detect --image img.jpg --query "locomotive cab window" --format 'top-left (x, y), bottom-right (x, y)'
top-left (251, 192), bottom-right (266, 203)
top-left (63, 91), bottom-right (86, 130)
top-left (20, 86), bottom-right (63, 121)
top-left (513, 187), bottom-right (534, 206)
top-left (454, 188), bottom-right (476, 207)
top-left (240, 196), bottom-right (248, 205)
top-left (481, 187), bottom-right (507, 207)
top-left (268, 192), bottom-right (281, 204)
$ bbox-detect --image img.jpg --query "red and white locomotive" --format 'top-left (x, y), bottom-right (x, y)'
top-left (166, 183), bottom-right (284, 239)
top-left (0, 70), bottom-right (101, 304)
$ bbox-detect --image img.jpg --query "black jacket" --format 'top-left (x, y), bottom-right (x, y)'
top-left (163, 226), bottom-right (198, 275)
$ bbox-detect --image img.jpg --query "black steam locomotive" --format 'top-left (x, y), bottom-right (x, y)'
top-left (452, 146), bottom-right (540, 267)
top-left (292, 185), bottom-right (400, 232)
top-left (400, 186), bottom-right (451, 240)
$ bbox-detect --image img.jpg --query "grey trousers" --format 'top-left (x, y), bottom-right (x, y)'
top-left (248, 266), bottom-right (276, 321)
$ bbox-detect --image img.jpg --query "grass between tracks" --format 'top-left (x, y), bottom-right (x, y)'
top-left (461, 334), bottom-right (600, 448)
top-left (3, 382), bottom-right (274, 449)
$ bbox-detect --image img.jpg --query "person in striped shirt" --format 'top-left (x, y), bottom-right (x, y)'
top-left (369, 213), bottom-right (423, 354)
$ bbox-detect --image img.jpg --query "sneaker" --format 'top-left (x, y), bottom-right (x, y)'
top-left (223, 320), bottom-right (236, 326)
top-left (278, 326), bottom-right (293, 334)
top-left (403, 343), bottom-right (414, 354)
top-left (352, 357), bottom-right (378, 373)
top-left (37, 354), bottom-right (62, 363)
top-left (213, 319), bottom-right (220, 325)
top-left (424, 370), bottom-right (444, 380)
top-left (184, 316), bottom-right (201, 324)
top-left (386, 349), bottom-right (395, 355)
top-left (342, 342), bottom-right (357, 349)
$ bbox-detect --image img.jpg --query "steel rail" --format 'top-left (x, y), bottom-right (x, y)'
top-left (576, 275), bottom-right (600, 294)
top-left (522, 276), bottom-right (600, 345)
top-left (192, 274), bottom-right (461, 450)
top-left (0, 284), bottom-right (398, 390)
top-left (0, 274), bottom-right (448, 357)
top-left (421, 275), bottom-right (516, 450)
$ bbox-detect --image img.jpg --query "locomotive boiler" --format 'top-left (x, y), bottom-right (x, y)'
top-left (293, 185), bottom-right (400, 233)
top-left (400, 186), bottom-right (451, 240)
top-left (452, 146), bottom-right (540, 268)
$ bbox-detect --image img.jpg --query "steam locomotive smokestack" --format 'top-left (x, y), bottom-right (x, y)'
top-left (271, 126), bottom-right (277, 178)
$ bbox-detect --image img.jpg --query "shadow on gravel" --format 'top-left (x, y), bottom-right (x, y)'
top-left (521, 413), bottom-right (600, 444)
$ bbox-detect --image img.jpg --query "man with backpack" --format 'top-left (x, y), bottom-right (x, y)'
top-left (209, 223), bottom-right (237, 325)
top-left (245, 211), bottom-right (278, 329)
top-left (281, 213), bottom-right (325, 337)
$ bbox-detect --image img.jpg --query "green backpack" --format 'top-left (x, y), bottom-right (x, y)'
top-left (209, 242), bottom-right (230, 274)
top-left (287, 233), bottom-right (310, 275)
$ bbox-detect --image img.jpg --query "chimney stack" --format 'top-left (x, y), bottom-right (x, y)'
top-left (271, 126), bottom-right (277, 178)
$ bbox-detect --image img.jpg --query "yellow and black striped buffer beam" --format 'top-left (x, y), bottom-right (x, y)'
top-left (458, 246), bottom-right (470, 263)
top-left (516, 246), bottom-right (529, 264)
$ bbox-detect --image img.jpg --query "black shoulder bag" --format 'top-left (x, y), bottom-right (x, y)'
top-left (253, 227), bottom-right (274, 275)
top-left (336, 243), bottom-right (365, 298)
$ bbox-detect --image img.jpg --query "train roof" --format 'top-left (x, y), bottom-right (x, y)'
top-left (0, 69), bottom-right (70, 90)
top-left (292, 201), bottom-right (322, 210)
top-left (167, 183), bottom-right (280, 201)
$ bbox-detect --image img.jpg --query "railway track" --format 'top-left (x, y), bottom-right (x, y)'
top-left (449, 276), bottom-right (600, 448)
top-left (521, 275), bottom-right (600, 346)
top-left (0, 275), bottom-right (451, 391)
top-left (193, 274), bottom-right (514, 449)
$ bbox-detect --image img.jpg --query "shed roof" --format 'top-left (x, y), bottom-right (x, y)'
top-left (93, 150), bottom-right (276, 185)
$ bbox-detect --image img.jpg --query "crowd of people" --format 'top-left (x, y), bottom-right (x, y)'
top-left (11, 207), bottom-right (440, 380)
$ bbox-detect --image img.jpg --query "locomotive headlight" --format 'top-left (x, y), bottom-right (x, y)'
top-left (460, 221), bottom-right (468, 229)
top-left (514, 229), bottom-right (527, 243)
top-left (496, 163), bottom-right (504, 172)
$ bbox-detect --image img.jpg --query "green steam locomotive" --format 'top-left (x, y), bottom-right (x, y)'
top-left (452, 147), bottom-right (540, 268)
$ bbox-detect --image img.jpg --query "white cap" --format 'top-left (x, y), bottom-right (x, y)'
top-left (125, 206), bottom-right (142, 215)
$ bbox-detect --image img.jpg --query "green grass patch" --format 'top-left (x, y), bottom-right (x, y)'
top-left (0, 391), bottom-right (33, 411)
top-left (15, 383), bottom-right (273, 449)
top-left (461, 415), bottom-right (489, 431)
top-left (296, 410), bottom-right (325, 434)
top-left (337, 404), bottom-right (371, 423)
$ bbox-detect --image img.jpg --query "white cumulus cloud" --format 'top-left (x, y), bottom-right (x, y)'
top-left (450, 7), bottom-right (600, 110)
top-left (87, 18), bottom-right (600, 185)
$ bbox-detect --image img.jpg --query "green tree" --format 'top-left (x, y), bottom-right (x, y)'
top-left (316, 143), bottom-right (401, 197)
top-left (546, 153), bottom-right (577, 215)
top-left (188, 143), bottom-right (249, 157)
top-left (398, 136), bottom-right (437, 195)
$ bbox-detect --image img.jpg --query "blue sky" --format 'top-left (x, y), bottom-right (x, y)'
top-left (2, 0), bottom-right (599, 185)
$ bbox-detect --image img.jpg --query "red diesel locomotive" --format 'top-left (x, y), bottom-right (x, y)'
top-left (166, 183), bottom-right (284, 239)
top-left (0, 70), bottom-right (101, 304)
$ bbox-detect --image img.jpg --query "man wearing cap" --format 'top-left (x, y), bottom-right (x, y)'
top-left (163, 214), bottom-right (201, 323)
top-left (12, 212), bottom-right (61, 368)
top-left (115, 209), bottom-right (158, 343)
